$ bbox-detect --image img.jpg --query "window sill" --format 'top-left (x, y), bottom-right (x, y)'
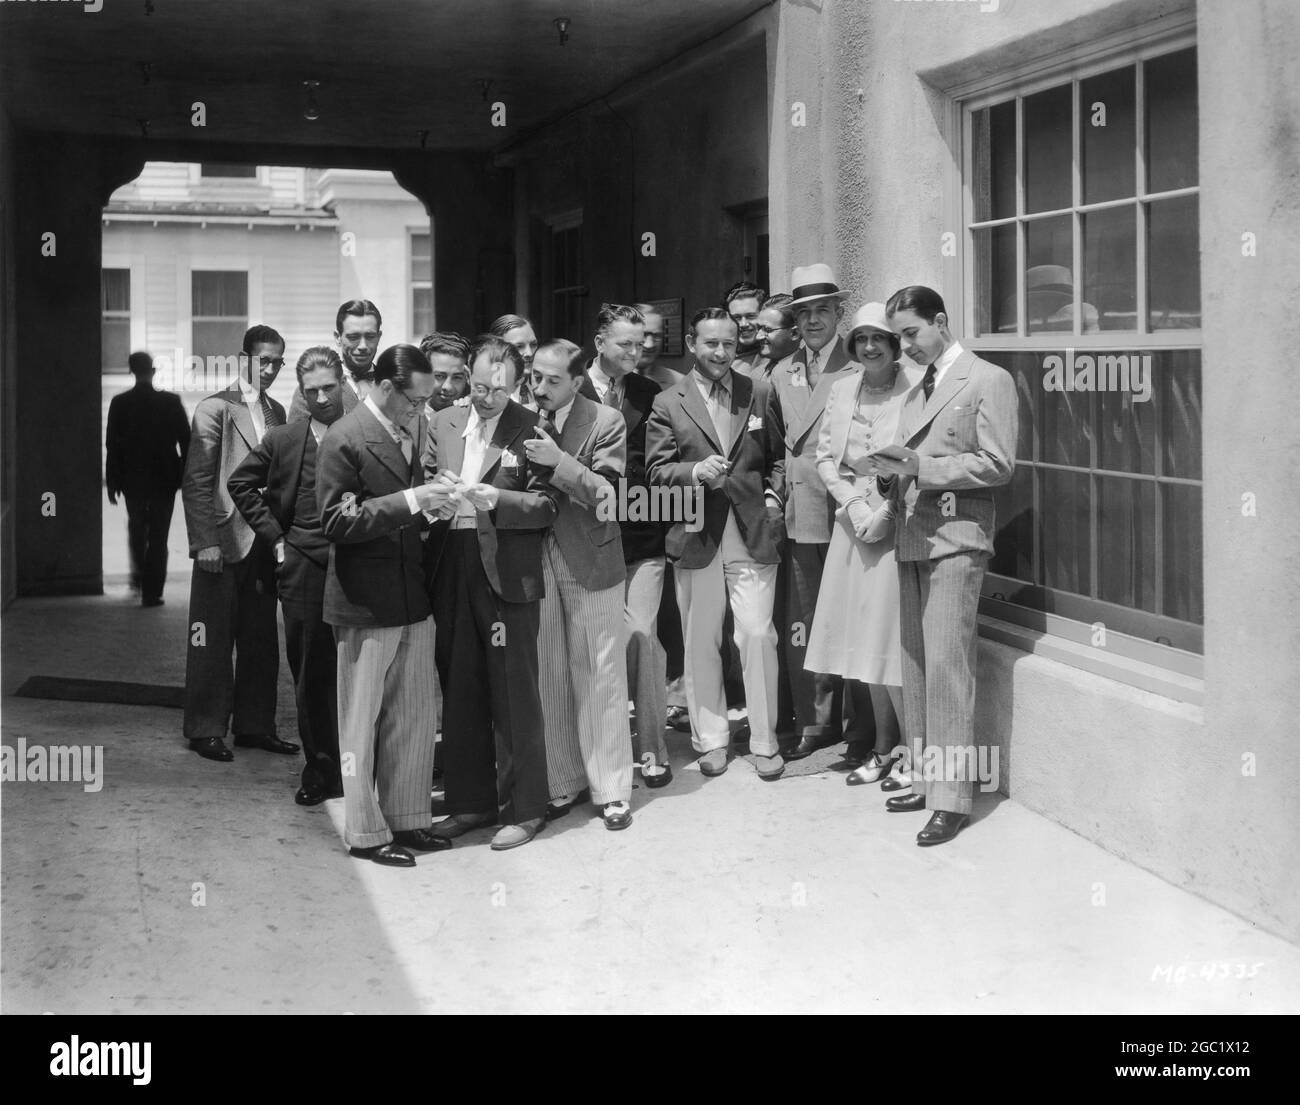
top-left (978, 613), bottom-right (1204, 707)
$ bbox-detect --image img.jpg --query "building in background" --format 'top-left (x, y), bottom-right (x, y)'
top-left (101, 163), bottom-right (430, 413)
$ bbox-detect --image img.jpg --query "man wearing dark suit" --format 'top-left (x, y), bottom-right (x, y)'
top-left (316, 343), bottom-right (454, 868)
top-left (646, 308), bottom-right (786, 781)
top-left (725, 281), bottom-right (766, 377)
top-left (525, 340), bottom-right (634, 829)
top-left (287, 299), bottom-right (380, 423)
top-left (106, 351), bottom-right (190, 607)
top-left (766, 264), bottom-right (857, 760)
top-left (581, 305), bottom-right (674, 787)
top-left (228, 346), bottom-right (347, 806)
top-left (181, 325), bottom-right (297, 763)
top-left (423, 336), bottom-right (559, 851)
top-left (874, 286), bottom-right (1018, 846)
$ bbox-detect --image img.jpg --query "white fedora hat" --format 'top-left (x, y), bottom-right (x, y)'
top-left (789, 262), bottom-right (851, 306)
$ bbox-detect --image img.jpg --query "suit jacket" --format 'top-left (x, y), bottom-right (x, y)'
top-left (316, 403), bottom-right (432, 628)
top-left (890, 349), bottom-right (1018, 562)
top-left (227, 420), bottom-right (329, 609)
top-left (766, 336), bottom-right (853, 544)
top-left (106, 385), bottom-right (191, 497)
top-left (645, 368), bottom-right (784, 569)
top-left (182, 384), bottom-right (287, 561)
top-left (422, 400), bottom-right (558, 604)
top-left (579, 368), bottom-right (664, 562)
top-left (287, 375), bottom-right (361, 423)
top-left (541, 394), bottom-right (627, 591)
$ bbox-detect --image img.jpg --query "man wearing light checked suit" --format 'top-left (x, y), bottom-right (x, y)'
top-left (872, 286), bottom-right (1018, 847)
top-left (523, 341), bottom-right (634, 831)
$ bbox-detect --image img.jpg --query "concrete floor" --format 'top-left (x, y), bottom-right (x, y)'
top-left (3, 571), bottom-right (1299, 1013)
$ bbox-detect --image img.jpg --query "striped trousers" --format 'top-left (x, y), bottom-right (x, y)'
top-left (334, 616), bottom-right (438, 848)
top-left (897, 552), bottom-right (986, 815)
top-left (539, 535), bottom-right (634, 806)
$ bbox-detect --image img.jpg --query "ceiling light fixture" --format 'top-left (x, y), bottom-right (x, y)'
top-left (303, 80), bottom-right (321, 122)
top-left (554, 17), bottom-right (571, 46)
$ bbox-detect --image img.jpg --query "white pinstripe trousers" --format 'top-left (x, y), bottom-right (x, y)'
top-left (335, 616), bottom-right (438, 848)
top-left (897, 552), bottom-right (986, 815)
top-left (538, 535), bottom-right (634, 805)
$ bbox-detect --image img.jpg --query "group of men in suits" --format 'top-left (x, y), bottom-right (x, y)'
top-left (170, 270), bottom-right (1015, 855)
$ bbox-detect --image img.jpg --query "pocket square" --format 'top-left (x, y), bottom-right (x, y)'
top-left (500, 449), bottom-right (519, 469)
top-left (747, 414), bottom-right (764, 432)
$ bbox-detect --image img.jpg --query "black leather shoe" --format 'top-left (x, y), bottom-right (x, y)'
top-left (349, 843), bottom-right (416, 867)
top-left (642, 762), bottom-right (673, 789)
top-left (190, 737), bottom-right (233, 762)
top-left (392, 828), bottom-right (454, 852)
top-left (545, 787), bottom-right (590, 821)
top-left (785, 732), bottom-right (839, 761)
top-left (295, 783), bottom-right (327, 806)
top-left (917, 811), bottom-right (969, 846)
top-left (886, 793), bottom-right (927, 813)
top-left (234, 733), bottom-right (300, 755)
top-left (666, 705), bottom-right (692, 733)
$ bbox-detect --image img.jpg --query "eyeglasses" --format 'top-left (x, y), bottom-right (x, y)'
top-left (469, 384), bottom-right (511, 399)
top-left (250, 355), bottom-right (286, 370)
top-left (396, 389), bottom-right (432, 411)
top-left (755, 325), bottom-right (792, 336)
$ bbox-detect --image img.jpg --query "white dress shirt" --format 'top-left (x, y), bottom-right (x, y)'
top-left (236, 376), bottom-right (267, 443)
top-left (363, 394), bottom-right (422, 516)
top-left (453, 406), bottom-right (504, 523)
top-left (588, 361), bottom-right (624, 408)
top-left (928, 340), bottom-right (965, 392)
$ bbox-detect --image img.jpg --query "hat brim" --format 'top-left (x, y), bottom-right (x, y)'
top-left (789, 288), bottom-right (851, 307)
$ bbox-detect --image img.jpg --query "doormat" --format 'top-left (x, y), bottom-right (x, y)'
top-left (13, 676), bottom-right (184, 709)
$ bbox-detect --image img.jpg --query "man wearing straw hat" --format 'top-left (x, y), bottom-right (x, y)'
top-left (766, 264), bottom-right (859, 761)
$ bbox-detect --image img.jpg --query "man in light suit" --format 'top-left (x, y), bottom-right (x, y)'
top-left (228, 346), bottom-right (347, 807)
top-left (766, 264), bottom-right (857, 760)
top-left (647, 307), bottom-right (786, 780)
top-left (287, 299), bottom-right (381, 422)
top-left (423, 336), bottom-right (559, 851)
top-left (873, 286), bottom-right (1017, 846)
top-left (316, 343), bottom-right (455, 867)
top-left (524, 340), bottom-right (634, 830)
top-left (181, 325), bottom-right (296, 763)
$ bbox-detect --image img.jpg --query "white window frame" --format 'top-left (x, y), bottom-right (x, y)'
top-left (180, 257), bottom-right (263, 374)
top-left (941, 12), bottom-right (1203, 703)
top-left (409, 228), bottom-right (434, 336)
top-left (101, 254), bottom-right (147, 371)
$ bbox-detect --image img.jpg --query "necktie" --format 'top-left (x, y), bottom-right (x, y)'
top-left (541, 410), bottom-right (558, 440)
top-left (922, 364), bottom-right (938, 402)
top-left (709, 379), bottom-right (731, 451)
top-left (603, 379), bottom-right (621, 408)
top-left (259, 392), bottom-right (282, 430)
top-left (396, 427), bottom-right (413, 465)
top-left (807, 349), bottom-right (820, 390)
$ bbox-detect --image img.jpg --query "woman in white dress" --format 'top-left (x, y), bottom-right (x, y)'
top-left (804, 302), bottom-right (918, 786)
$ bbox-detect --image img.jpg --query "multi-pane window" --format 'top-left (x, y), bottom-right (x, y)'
top-left (411, 231), bottom-right (433, 338)
top-left (964, 45), bottom-right (1201, 653)
top-left (101, 268), bottom-right (131, 373)
top-left (191, 270), bottom-right (248, 363)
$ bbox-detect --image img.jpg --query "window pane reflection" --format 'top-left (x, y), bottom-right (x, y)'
top-left (1148, 195), bottom-right (1201, 330)
top-left (1146, 48), bottom-right (1198, 193)
top-left (1024, 83), bottom-right (1072, 213)
top-left (1082, 66), bottom-right (1136, 203)
top-left (1162, 482), bottom-right (1203, 623)
top-left (1041, 468), bottom-right (1090, 596)
top-left (1159, 350), bottom-right (1202, 480)
top-left (1083, 205), bottom-right (1136, 331)
top-left (1026, 216), bottom-right (1074, 334)
top-left (973, 224), bottom-right (1018, 335)
top-left (972, 100), bottom-right (1017, 222)
top-left (1098, 476), bottom-right (1156, 612)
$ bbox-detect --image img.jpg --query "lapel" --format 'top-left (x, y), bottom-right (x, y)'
top-left (902, 350), bottom-right (975, 443)
top-left (829, 367), bottom-right (864, 466)
top-left (559, 394), bottom-right (597, 456)
top-left (481, 400), bottom-right (524, 480)
top-left (680, 370), bottom-right (723, 454)
top-left (223, 386), bottom-right (257, 452)
top-left (282, 419), bottom-right (314, 521)
top-left (439, 405), bottom-right (469, 476)
top-left (357, 402), bottom-right (411, 488)
top-left (789, 339), bottom-right (850, 449)
top-left (727, 371), bottom-right (755, 461)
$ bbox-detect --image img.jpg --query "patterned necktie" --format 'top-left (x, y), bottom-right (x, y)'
top-left (708, 379), bottom-right (731, 450)
top-left (807, 348), bottom-right (820, 390)
top-left (603, 379), bottom-right (621, 408)
top-left (541, 410), bottom-right (558, 440)
top-left (259, 391), bottom-right (282, 429)
top-left (922, 363), bottom-right (938, 402)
